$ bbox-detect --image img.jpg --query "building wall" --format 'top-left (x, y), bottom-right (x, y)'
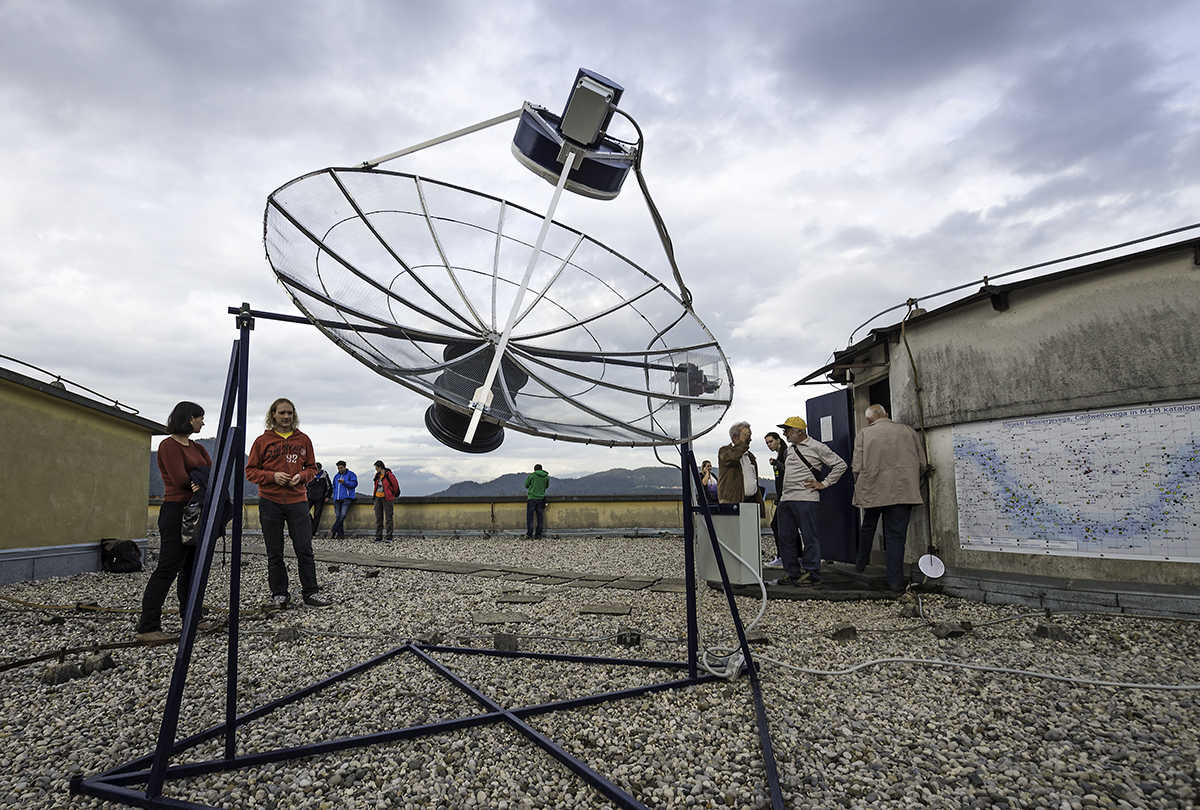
top-left (870, 246), bottom-right (1200, 586)
top-left (890, 248), bottom-right (1200, 429)
top-left (1, 380), bottom-right (152, 551)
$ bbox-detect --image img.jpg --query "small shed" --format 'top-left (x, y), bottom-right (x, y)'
top-left (0, 365), bottom-right (165, 584)
top-left (795, 236), bottom-right (1200, 615)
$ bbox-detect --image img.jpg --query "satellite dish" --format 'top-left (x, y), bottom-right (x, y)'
top-left (263, 77), bottom-right (732, 453)
top-left (917, 553), bottom-right (945, 579)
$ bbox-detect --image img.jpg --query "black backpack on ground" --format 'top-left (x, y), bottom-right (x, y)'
top-left (100, 539), bottom-right (143, 573)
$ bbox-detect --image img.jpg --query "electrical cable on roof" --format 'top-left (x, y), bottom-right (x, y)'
top-left (845, 220), bottom-right (1200, 347)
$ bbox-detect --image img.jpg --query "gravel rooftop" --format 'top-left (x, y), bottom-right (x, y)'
top-left (2, 533), bottom-right (1198, 810)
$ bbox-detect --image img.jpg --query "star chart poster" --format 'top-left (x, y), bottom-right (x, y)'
top-left (953, 400), bottom-right (1200, 562)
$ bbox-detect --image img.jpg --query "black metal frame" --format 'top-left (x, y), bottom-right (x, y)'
top-left (69, 304), bottom-right (784, 810)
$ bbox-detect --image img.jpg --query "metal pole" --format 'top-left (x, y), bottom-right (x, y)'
top-left (224, 304), bottom-right (252, 759)
top-left (146, 365), bottom-right (242, 797)
top-left (678, 403), bottom-right (699, 679)
top-left (686, 461), bottom-right (786, 810)
top-left (463, 148), bottom-right (576, 444)
top-left (360, 109), bottom-right (522, 169)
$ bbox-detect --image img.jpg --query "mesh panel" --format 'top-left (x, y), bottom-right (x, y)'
top-left (263, 167), bottom-right (732, 446)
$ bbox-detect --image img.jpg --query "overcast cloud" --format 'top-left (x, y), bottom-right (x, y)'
top-left (3, 0), bottom-right (1198, 494)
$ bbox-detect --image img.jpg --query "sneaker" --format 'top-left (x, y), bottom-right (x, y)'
top-left (135, 630), bottom-right (178, 642)
top-left (795, 571), bottom-right (821, 585)
top-left (271, 594), bottom-right (290, 609)
top-left (766, 556), bottom-right (783, 568)
top-left (303, 594), bottom-right (332, 608)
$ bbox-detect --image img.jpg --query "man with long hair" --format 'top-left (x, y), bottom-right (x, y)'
top-left (246, 398), bottom-right (330, 607)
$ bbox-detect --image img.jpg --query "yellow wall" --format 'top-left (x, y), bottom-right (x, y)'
top-left (148, 496), bottom-right (767, 533)
top-left (2, 380), bottom-right (153, 550)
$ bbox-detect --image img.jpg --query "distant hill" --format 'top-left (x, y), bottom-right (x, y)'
top-left (432, 466), bottom-right (775, 498)
top-left (149, 437), bottom-right (256, 498)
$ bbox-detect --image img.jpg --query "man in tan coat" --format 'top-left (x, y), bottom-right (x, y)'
top-left (716, 421), bottom-right (763, 507)
top-left (852, 404), bottom-right (929, 591)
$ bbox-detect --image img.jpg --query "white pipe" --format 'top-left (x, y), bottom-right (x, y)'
top-left (464, 150), bottom-right (576, 444)
top-left (360, 109), bottom-right (523, 168)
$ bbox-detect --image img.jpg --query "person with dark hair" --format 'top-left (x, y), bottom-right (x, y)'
top-left (372, 460), bottom-right (400, 543)
top-left (306, 462), bottom-right (332, 534)
top-left (699, 460), bottom-right (718, 503)
top-left (246, 398), bottom-right (330, 608)
top-left (763, 431), bottom-right (786, 568)
top-left (329, 460), bottom-right (357, 540)
top-left (524, 464), bottom-right (549, 538)
top-left (136, 401), bottom-right (210, 641)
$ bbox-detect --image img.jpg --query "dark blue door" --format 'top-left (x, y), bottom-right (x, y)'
top-left (805, 388), bottom-right (856, 563)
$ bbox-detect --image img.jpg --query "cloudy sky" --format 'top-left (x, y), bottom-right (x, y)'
top-left (4, 0), bottom-right (1199, 494)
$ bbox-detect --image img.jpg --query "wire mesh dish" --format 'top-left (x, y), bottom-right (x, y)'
top-left (264, 166), bottom-right (731, 447)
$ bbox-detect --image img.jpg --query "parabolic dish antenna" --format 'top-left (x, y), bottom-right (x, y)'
top-left (263, 79), bottom-right (732, 452)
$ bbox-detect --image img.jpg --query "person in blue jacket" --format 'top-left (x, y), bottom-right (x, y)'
top-left (329, 460), bottom-right (358, 540)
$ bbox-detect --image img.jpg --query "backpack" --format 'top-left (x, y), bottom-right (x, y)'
top-left (100, 539), bottom-right (143, 573)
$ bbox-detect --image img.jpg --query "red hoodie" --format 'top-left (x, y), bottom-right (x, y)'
top-left (246, 429), bottom-right (316, 504)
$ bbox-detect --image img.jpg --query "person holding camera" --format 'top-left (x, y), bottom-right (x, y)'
top-left (852, 404), bottom-right (930, 593)
top-left (774, 416), bottom-right (846, 585)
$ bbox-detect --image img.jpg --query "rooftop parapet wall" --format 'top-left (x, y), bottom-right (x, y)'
top-left (147, 494), bottom-right (774, 534)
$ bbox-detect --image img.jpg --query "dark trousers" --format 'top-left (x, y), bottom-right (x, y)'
top-left (330, 499), bottom-right (352, 538)
top-left (526, 498), bottom-right (546, 538)
top-left (857, 504), bottom-right (913, 590)
top-left (309, 498), bottom-right (326, 534)
top-left (137, 501), bottom-right (198, 633)
top-left (774, 500), bottom-right (821, 578)
top-left (260, 498), bottom-right (319, 598)
top-left (374, 498), bottom-right (393, 540)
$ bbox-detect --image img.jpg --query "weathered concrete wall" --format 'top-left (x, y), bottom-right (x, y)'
top-left (892, 248), bottom-right (1200, 428)
top-left (868, 246), bottom-right (1200, 587)
top-left (1, 380), bottom-right (151, 550)
top-left (148, 495), bottom-right (716, 534)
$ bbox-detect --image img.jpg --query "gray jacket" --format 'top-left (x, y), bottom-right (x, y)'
top-left (780, 437), bottom-right (847, 502)
top-left (851, 417), bottom-right (927, 508)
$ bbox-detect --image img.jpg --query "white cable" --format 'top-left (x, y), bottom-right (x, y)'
top-left (755, 653), bottom-right (1200, 691)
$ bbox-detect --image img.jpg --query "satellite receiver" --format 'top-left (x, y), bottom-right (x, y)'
top-left (262, 69), bottom-right (730, 453)
top-left (72, 71), bottom-right (784, 810)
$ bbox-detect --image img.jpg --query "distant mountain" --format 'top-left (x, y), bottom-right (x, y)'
top-left (431, 466), bottom-right (775, 498)
top-left (149, 437), bottom-right (256, 498)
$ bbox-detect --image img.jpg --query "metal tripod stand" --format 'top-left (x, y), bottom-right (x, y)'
top-left (70, 304), bottom-right (784, 810)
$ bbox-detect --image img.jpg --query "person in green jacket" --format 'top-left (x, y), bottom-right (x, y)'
top-left (524, 464), bottom-right (549, 538)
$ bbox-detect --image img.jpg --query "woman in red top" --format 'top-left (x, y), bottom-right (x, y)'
top-left (135, 401), bottom-right (211, 641)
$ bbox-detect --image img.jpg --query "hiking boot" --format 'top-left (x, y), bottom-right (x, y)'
top-left (135, 630), bottom-right (177, 643)
top-left (303, 594), bottom-right (332, 608)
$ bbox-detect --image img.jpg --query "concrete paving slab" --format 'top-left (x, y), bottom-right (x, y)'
top-left (605, 579), bottom-right (656, 591)
top-left (496, 594), bottom-right (546, 604)
top-left (527, 576), bottom-right (572, 586)
top-left (578, 602), bottom-right (631, 615)
top-left (471, 611), bottom-right (532, 625)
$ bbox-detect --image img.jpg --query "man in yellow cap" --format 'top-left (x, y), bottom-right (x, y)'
top-left (775, 416), bottom-right (847, 585)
